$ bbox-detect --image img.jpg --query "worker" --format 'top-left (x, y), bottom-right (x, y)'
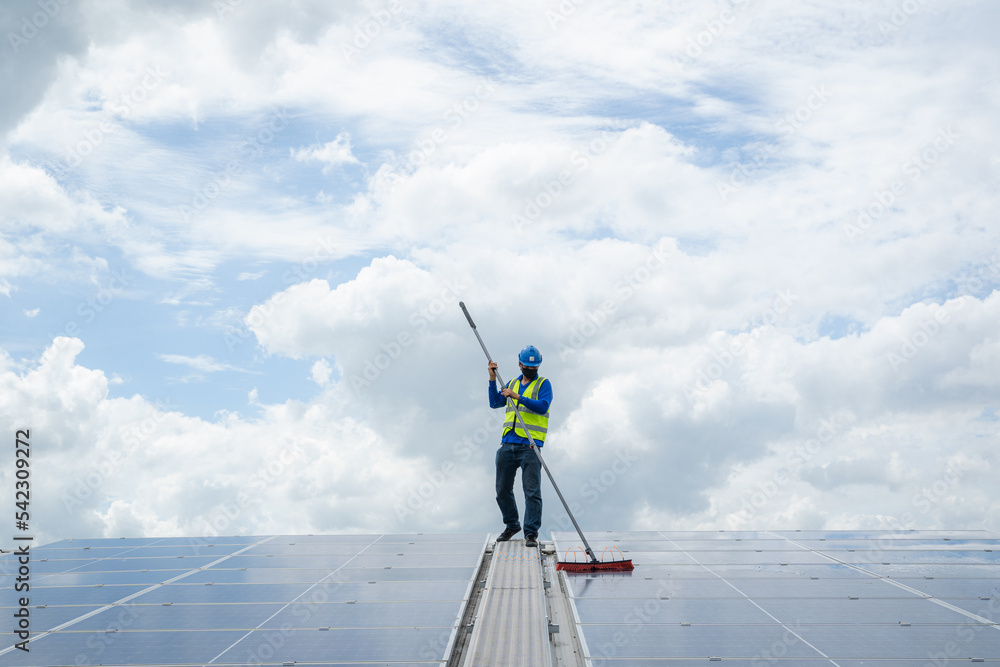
top-left (488, 344), bottom-right (552, 548)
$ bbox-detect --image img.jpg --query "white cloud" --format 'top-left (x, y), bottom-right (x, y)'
top-left (6, 281), bottom-right (1000, 546)
top-left (157, 353), bottom-right (248, 374)
top-left (0, 156), bottom-right (130, 282)
top-left (311, 358), bottom-right (333, 386)
top-left (291, 133), bottom-right (360, 172)
top-left (247, 254), bottom-right (468, 360)
top-left (239, 241), bottom-right (1000, 532)
top-left (2, 0), bottom-right (998, 542)
top-left (0, 338), bottom-right (490, 543)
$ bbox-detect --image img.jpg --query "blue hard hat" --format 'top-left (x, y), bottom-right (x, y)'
top-left (518, 345), bottom-right (542, 367)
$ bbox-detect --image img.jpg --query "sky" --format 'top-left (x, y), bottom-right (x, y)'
top-left (1, 0), bottom-right (998, 547)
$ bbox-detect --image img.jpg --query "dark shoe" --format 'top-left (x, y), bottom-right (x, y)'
top-left (496, 526), bottom-right (520, 542)
top-left (525, 534), bottom-right (538, 548)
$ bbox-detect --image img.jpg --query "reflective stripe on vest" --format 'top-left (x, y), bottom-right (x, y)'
top-left (503, 376), bottom-right (549, 442)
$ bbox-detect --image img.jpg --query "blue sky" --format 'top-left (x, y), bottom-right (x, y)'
top-left (1, 0), bottom-right (999, 546)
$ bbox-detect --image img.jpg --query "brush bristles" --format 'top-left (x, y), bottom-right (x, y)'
top-left (556, 560), bottom-right (634, 573)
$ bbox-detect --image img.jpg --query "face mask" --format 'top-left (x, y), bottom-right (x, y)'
top-left (521, 366), bottom-right (538, 380)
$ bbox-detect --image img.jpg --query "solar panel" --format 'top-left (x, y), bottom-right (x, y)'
top-left (553, 529), bottom-right (1000, 665)
top-left (7, 529), bottom-right (999, 664)
top-left (0, 533), bottom-right (488, 666)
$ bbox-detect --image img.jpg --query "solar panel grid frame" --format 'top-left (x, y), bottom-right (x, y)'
top-left (0, 533), bottom-right (489, 666)
top-left (552, 529), bottom-right (1000, 665)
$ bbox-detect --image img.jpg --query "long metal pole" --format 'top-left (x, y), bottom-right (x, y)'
top-left (459, 301), bottom-right (599, 564)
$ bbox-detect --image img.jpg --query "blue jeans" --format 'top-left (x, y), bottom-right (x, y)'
top-left (495, 443), bottom-right (542, 536)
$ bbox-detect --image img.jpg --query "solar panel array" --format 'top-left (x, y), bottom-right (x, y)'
top-left (6, 529), bottom-right (1000, 665)
top-left (552, 529), bottom-right (1000, 665)
top-left (0, 533), bottom-right (488, 666)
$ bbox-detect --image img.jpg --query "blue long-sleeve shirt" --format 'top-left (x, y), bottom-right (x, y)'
top-left (489, 376), bottom-right (553, 447)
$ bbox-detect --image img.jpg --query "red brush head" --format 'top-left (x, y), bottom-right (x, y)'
top-left (556, 559), bottom-right (634, 573)
top-left (558, 544), bottom-right (633, 572)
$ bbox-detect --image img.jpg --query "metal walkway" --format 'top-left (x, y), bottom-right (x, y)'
top-left (462, 539), bottom-right (553, 667)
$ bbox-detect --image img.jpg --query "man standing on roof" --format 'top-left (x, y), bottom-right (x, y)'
top-left (488, 344), bottom-right (552, 548)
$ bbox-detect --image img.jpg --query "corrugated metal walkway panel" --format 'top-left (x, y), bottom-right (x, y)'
top-left (463, 539), bottom-right (552, 667)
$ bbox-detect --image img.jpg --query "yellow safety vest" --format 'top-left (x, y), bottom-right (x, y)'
top-left (503, 376), bottom-right (549, 443)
